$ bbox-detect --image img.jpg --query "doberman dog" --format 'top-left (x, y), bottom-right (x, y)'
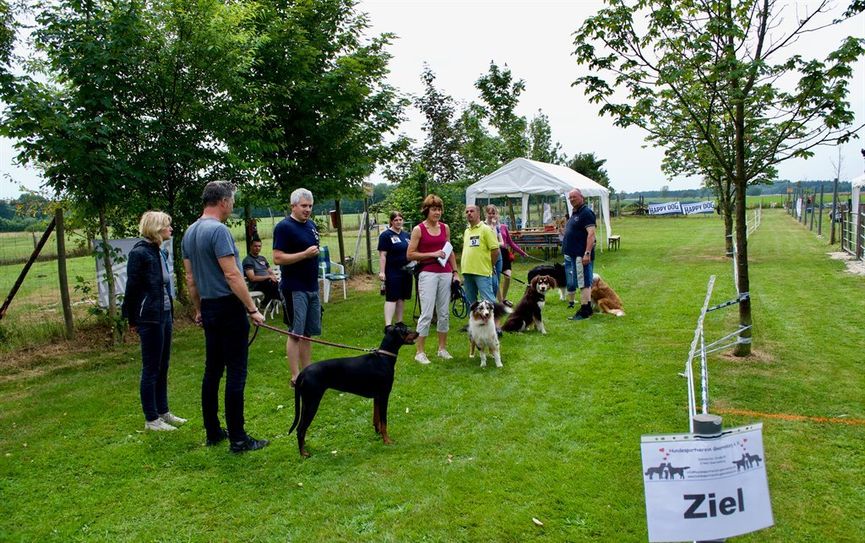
top-left (288, 323), bottom-right (419, 457)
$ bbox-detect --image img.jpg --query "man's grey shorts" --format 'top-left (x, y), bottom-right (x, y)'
top-left (281, 289), bottom-right (322, 337)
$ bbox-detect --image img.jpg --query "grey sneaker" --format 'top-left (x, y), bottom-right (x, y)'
top-left (437, 349), bottom-right (453, 360)
top-left (414, 352), bottom-right (431, 365)
top-left (145, 419), bottom-right (177, 431)
top-left (159, 412), bottom-right (187, 426)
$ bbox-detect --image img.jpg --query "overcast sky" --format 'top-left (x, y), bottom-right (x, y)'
top-left (1, 0), bottom-right (863, 199)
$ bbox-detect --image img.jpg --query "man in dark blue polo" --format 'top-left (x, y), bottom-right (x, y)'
top-left (272, 188), bottom-right (321, 386)
top-left (563, 188), bottom-right (597, 321)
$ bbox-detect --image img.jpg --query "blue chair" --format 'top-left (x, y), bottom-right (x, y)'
top-left (318, 246), bottom-right (348, 303)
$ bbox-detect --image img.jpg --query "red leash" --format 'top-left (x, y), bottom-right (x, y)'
top-left (251, 322), bottom-right (376, 353)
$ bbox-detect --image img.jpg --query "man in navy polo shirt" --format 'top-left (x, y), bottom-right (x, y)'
top-left (563, 188), bottom-right (597, 321)
top-left (273, 188), bottom-right (321, 386)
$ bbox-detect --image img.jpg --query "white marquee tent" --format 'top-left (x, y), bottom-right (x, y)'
top-left (465, 158), bottom-right (612, 247)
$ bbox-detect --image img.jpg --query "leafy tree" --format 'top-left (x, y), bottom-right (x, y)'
top-left (248, 0), bottom-right (406, 205)
top-left (474, 62), bottom-right (529, 162)
top-left (457, 103), bottom-right (504, 181)
top-left (1, 0), bottom-right (154, 341)
top-left (415, 64), bottom-right (464, 184)
top-left (126, 0), bottom-right (260, 297)
top-left (528, 110), bottom-right (564, 164)
top-left (0, 0), bottom-right (21, 91)
top-left (568, 152), bottom-right (611, 189)
top-left (575, 0), bottom-right (864, 355)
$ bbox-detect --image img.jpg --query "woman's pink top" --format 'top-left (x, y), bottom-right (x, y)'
top-left (417, 221), bottom-right (453, 273)
top-left (499, 224), bottom-right (528, 257)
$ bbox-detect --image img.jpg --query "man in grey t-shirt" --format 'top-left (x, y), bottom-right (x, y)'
top-left (182, 181), bottom-right (268, 454)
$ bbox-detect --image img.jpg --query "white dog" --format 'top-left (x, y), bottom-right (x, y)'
top-left (467, 299), bottom-right (508, 368)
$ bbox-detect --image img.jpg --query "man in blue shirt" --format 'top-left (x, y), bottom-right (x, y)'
top-left (272, 188), bottom-right (321, 386)
top-left (182, 181), bottom-right (268, 453)
top-left (562, 188), bottom-right (597, 321)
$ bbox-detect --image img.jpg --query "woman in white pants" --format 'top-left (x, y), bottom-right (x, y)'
top-left (406, 194), bottom-right (460, 364)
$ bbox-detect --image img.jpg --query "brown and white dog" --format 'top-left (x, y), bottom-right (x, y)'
top-left (591, 273), bottom-right (625, 317)
top-left (502, 275), bottom-right (556, 334)
top-left (467, 299), bottom-right (508, 368)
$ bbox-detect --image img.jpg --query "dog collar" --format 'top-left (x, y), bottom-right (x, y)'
top-left (376, 349), bottom-right (398, 358)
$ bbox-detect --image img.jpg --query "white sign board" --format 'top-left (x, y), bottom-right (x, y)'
top-left (641, 424), bottom-right (773, 542)
top-left (681, 201), bottom-right (715, 215)
top-left (648, 202), bottom-right (683, 215)
top-left (94, 238), bottom-right (175, 308)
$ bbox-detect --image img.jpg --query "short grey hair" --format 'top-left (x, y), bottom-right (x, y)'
top-left (202, 181), bottom-right (236, 206)
top-left (290, 188), bottom-right (314, 206)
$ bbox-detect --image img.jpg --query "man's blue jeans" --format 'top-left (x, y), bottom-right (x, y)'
top-left (463, 274), bottom-right (496, 304)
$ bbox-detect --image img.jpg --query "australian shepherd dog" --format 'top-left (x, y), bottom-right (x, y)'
top-left (502, 275), bottom-right (556, 334)
top-left (591, 273), bottom-right (625, 317)
top-left (467, 299), bottom-right (508, 368)
top-left (527, 263), bottom-right (566, 301)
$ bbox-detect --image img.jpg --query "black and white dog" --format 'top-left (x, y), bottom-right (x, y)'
top-left (467, 299), bottom-right (508, 368)
top-left (502, 275), bottom-right (556, 334)
top-left (527, 263), bottom-right (566, 301)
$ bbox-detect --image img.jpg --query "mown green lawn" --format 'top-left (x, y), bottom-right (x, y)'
top-left (1, 209), bottom-right (863, 542)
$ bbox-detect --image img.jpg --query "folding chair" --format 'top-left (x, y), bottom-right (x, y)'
top-left (318, 246), bottom-right (348, 303)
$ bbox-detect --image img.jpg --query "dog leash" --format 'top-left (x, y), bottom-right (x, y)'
top-left (250, 322), bottom-right (377, 353)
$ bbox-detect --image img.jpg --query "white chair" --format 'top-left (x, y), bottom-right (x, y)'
top-left (249, 268), bottom-right (281, 319)
top-left (318, 246), bottom-right (348, 303)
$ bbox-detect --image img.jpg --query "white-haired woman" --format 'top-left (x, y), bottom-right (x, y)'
top-left (122, 211), bottom-right (187, 431)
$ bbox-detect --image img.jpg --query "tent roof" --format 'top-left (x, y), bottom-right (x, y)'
top-left (465, 158), bottom-right (609, 199)
top-left (851, 173), bottom-right (865, 188)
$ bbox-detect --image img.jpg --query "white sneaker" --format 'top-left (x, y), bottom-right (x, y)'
top-left (437, 349), bottom-right (453, 360)
top-left (145, 419), bottom-right (177, 431)
top-left (159, 412), bottom-right (187, 426)
top-left (414, 352), bottom-right (431, 365)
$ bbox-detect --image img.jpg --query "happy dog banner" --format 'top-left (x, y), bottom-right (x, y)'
top-left (648, 201), bottom-right (715, 215)
top-left (641, 424), bottom-right (773, 542)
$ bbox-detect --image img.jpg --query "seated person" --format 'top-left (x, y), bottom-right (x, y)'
top-left (243, 238), bottom-right (280, 305)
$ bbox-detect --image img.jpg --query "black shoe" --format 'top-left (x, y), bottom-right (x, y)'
top-left (568, 312), bottom-right (591, 321)
top-left (460, 324), bottom-right (469, 332)
top-left (496, 327), bottom-right (503, 338)
top-left (230, 436), bottom-right (270, 453)
top-left (205, 428), bottom-right (228, 446)
top-left (567, 302), bottom-right (575, 309)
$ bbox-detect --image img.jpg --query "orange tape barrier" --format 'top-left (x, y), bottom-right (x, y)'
top-left (715, 407), bottom-right (865, 427)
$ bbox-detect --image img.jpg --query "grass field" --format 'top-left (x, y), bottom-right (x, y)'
top-left (1, 210), bottom-right (863, 542)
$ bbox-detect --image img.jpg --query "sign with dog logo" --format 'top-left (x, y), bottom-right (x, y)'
top-left (641, 424), bottom-right (773, 542)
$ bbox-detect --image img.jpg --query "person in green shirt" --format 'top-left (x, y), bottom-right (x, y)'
top-left (460, 205), bottom-right (500, 304)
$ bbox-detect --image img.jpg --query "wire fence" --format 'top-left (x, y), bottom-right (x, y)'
top-left (784, 187), bottom-right (864, 260)
top-left (0, 209), bottom-right (392, 352)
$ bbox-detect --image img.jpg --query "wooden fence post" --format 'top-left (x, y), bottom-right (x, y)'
top-left (817, 186), bottom-right (824, 236)
top-left (55, 208), bottom-right (74, 339)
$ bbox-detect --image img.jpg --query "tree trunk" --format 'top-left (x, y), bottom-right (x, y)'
top-left (98, 206), bottom-right (119, 344)
top-left (733, 105), bottom-right (752, 357)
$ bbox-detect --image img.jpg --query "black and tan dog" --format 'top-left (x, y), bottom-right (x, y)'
top-left (502, 275), bottom-right (556, 335)
top-left (527, 263), bottom-right (566, 301)
top-left (288, 322), bottom-right (419, 457)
